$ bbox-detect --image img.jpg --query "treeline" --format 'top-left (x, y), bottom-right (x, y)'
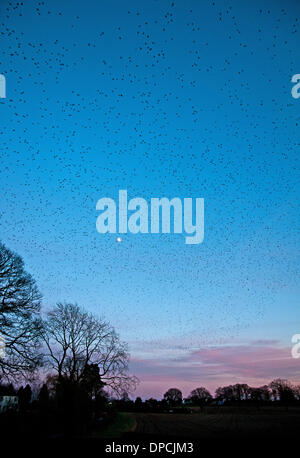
top-left (114, 381), bottom-right (300, 412)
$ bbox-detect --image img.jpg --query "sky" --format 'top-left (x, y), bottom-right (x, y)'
top-left (0, 0), bottom-right (299, 399)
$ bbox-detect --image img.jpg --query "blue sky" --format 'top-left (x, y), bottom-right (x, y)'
top-left (0, 0), bottom-right (299, 397)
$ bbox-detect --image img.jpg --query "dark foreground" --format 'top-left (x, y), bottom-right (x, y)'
top-left (2, 406), bottom-right (300, 455)
top-left (127, 405), bottom-right (300, 439)
top-left (102, 406), bottom-right (299, 455)
top-left (98, 407), bottom-right (299, 455)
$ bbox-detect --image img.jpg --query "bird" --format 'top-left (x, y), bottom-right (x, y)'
top-left (0, 0), bottom-right (299, 377)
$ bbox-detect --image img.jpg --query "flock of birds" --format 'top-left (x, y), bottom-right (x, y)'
top-left (0, 1), bottom-right (299, 351)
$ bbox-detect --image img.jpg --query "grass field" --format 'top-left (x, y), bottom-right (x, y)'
top-left (91, 412), bottom-right (136, 439)
top-left (122, 406), bottom-right (300, 440)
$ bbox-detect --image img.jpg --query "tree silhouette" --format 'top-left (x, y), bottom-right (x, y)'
top-left (164, 388), bottom-right (182, 406)
top-left (18, 384), bottom-right (32, 411)
top-left (42, 302), bottom-right (138, 395)
top-left (0, 242), bottom-right (42, 380)
top-left (269, 378), bottom-right (295, 408)
top-left (38, 383), bottom-right (49, 412)
top-left (134, 396), bottom-right (143, 411)
top-left (0, 382), bottom-right (16, 395)
top-left (188, 387), bottom-right (212, 410)
top-left (215, 384), bottom-right (250, 402)
top-left (248, 385), bottom-right (270, 403)
top-left (80, 363), bottom-right (105, 399)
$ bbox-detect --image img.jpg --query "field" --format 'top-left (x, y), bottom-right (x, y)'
top-left (121, 406), bottom-right (300, 440)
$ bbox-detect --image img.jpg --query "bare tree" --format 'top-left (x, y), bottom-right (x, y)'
top-left (293, 384), bottom-right (300, 401)
top-left (215, 385), bottom-right (234, 401)
top-left (164, 388), bottom-right (182, 406)
top-left (188, 387), bottom-right (212, 409)
top-left (42, 302), bottom-right (138, 395)
top-left (232, 383), bottom-right (250, 401)
top-left (269, 378), bottom-right (295, 403)
top-left (215, 384), bottom-right (250, 402)
top-left (0, 242), bottom-right (42, 380)
top-left (248, 385), bottom-right (270, 402)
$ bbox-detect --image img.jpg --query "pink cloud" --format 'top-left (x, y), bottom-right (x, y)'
top-left (129, 340), bottom-right (300, 399)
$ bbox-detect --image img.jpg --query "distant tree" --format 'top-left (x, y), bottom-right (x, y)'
top-left (215, 385), bottom-right (234, 402)
top-left (259, 385), bottom-right (271, 401)
top-left (38, 384), bottom-right (49, 412)
top-left (215, 384), bottom-right (249, 402)
top-left (113, 391), bottom-right (134, 411)
top-left (42, 303), bottom-right (138, 396)
top-left (160, 398), bottom-right (168, 409)
top-left (231, 384), bottom-right (250, 401)
top-left (0, 242), bottom-right (42, 380)
top-left (269, 379), bottom-right (295, 406)
top-left (120, 391), bottom-right (131, 402)
top-left (145, 397), bottom-right (159, 410)
top-left (188, 387), bottom-right (212, 410)
top-left (248, 385), bottom-right (270, 402)
top-left (164, 388), bottom-right (182, 406)
top-left (44, 374), bottom-right (59, 395)
top-left (293, 385), bottom-right (300, 401)
top-left (135, 396), bottom-right (143, 409)
top-left (18, 384), bottom-right (32, 411)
